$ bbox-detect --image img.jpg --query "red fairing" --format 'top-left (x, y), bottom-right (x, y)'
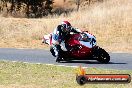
top-left (67, 34), bottom-right (80, 46)
top-left (50, 34), bottom-right (52, 45)
top-left (66, 34), bottom-right (92, 59)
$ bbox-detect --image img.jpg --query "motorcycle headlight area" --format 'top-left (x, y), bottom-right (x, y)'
top-left (80, 33), bottom-right (90, 42)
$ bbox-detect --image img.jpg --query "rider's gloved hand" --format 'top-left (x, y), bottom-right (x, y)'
top-left (55, 41), bottom-right (60, 45)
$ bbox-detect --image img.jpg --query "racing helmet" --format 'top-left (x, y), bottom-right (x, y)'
top-left (61, 21), bottom-right (71, 33)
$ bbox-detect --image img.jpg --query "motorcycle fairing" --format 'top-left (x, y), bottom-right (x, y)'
top-left (65, 33), bottom-right (93, 58)
top-left (79, 32), bottom-right (96, 48)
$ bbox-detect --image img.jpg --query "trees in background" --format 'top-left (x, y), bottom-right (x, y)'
top-left (0, 0), bottom-right (54, 18)
top-left (0, 0), bottom-right (104, 18)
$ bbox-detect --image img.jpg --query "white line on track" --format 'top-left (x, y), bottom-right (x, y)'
top-left (9, 60), bottom-right (88, 68)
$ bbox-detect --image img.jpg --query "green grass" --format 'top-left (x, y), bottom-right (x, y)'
top-left (0, 61), bottom-right (132, 88)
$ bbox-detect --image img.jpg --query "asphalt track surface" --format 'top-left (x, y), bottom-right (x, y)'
top-left (0, 48), bottom-right (132, 70)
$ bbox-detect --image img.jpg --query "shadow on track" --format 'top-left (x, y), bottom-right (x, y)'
top-left (59, 60), bottom-right (127, 64)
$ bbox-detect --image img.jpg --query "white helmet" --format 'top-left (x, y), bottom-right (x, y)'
top-left (61, 21), bottom-right (71, 32)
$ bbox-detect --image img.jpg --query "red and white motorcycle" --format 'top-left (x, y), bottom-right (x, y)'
top-left (42, 31), bottom-right (110, 64)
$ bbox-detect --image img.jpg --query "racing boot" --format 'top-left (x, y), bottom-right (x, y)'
top-left (55, 45), bottom-right (63, 62)
top-left (54, 49), bottom-right (58, 57)
top-left (56, 57), bottom-right (62, 62)
top-left (51, 44), bottom-right (59, 57)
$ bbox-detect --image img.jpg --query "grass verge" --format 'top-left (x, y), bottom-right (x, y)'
top-left (0, 61), bottom-right (132, 88)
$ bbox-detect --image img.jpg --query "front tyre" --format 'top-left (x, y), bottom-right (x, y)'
top-left (93, 47), bottom-right (110, 64)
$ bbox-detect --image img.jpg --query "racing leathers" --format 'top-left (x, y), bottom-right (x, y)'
top-left (52, 25), bottom-right (81, 57)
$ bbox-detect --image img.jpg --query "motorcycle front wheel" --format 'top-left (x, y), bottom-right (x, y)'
top-left (93, 47), bottom-right (110, 64)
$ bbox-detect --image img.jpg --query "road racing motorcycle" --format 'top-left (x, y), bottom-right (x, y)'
top-left (42, 31), bottom-right (110, 64)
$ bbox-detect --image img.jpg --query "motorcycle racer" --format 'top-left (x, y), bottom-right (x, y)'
top-left (52, 21), bottom-right (81, 57)
top-left (42, 23), bottom-right (110, 63)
